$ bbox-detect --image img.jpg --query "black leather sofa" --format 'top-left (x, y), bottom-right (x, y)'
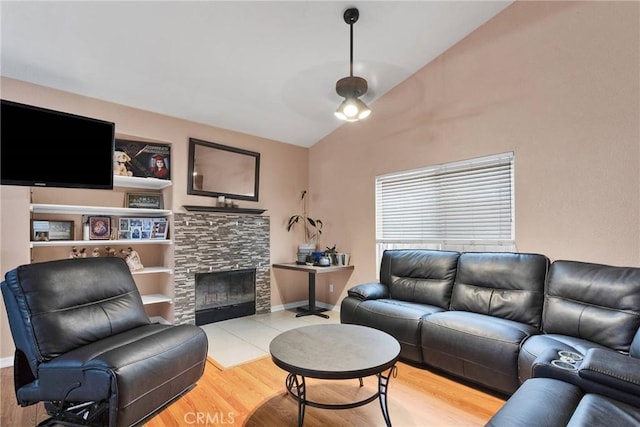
top-left (1, 257), bottom-right (209, 426)
top-left (341, 249), bottom-right (640, 397)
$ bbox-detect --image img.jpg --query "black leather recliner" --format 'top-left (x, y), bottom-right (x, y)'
top-left (1, 257), bottom-right (208, 426)
top-left (518, 260), bottom-right (640, 384)
top-left (487, 348), bottom-right (640, 426)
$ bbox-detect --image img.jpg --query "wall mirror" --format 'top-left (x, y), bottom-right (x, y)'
top-left (187, 138), bottom-right (260, 201)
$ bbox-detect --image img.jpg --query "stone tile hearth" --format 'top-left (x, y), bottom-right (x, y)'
top-left (173, 212), bottom-right (270, 325)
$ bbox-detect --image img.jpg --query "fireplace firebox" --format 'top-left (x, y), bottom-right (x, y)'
top-left (195, 269), bottom-right (256, 325)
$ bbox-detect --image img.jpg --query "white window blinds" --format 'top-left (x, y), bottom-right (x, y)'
top-left (375, 152), bottom-right (514, 247)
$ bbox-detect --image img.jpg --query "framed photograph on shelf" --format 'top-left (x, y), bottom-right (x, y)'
top-left (114, 139), bottom-right (171, 180)
top-left (151, 219), bottom-right (169, 239)
top-left (118, 217), bottom-right (169, 240)
top-left (89, 217), bottom-right (111, 240)
top-left (125, 192), bottom-right (164, 209)
top-left (31, 220), bottom-right (74, 241)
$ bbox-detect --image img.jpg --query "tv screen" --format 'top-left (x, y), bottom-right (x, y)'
top-left (1, 99), bottom-right (115, 189)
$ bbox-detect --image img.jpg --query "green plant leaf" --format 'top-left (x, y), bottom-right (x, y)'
top-left (286, 216), bottom-right (300, 231)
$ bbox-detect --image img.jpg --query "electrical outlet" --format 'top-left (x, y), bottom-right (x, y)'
top-left (329, 284), bottom-right (334, 293)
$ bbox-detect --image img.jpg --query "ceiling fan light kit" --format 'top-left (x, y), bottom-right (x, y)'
top-left (334, 8), bottom-right (371, 122)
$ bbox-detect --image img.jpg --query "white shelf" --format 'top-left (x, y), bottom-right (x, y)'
top-left (31, 203), bottom-right (171, 217)
top-left (142, 293), bottom-right (173, 305)
top-left (113, 175), bottom-right (172, 190)
top-left (149, 316), bottom-right (172, 325)
top-left (132, 266), bottom-right (173, 275)
top-left (30, 239), bottom-right (172, 248)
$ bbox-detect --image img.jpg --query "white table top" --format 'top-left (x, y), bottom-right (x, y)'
top-left (272, 262), bottom-right (354, 274)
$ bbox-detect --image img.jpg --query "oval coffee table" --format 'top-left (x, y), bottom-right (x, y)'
top-left (269, 324), bottom-right (401, 426)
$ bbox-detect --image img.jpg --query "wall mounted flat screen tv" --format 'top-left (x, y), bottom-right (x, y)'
top-left (1, 99), bottom-right (115, 189)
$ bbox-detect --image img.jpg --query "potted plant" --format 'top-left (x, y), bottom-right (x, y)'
top-left (324, 244), bottom-right (339, 265)
top-left (287, 191), bottom-right (323, 254)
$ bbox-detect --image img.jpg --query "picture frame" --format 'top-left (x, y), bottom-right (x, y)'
top-left (125, 192), bottom-right (164, 209)
top-left (31, 220), bottom-right (74, 241)
top-left (115, 139), bottom-right (171, 180)
top-left (118, 217), bottom-right (169, 240)
top-left (89, 216), bottom-right (111, 240)
top-left (151, 218), bottom-right (169, 240)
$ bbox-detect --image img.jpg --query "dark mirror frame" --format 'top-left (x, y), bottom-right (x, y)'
top-left (187, 138), bottom-right (260, 202)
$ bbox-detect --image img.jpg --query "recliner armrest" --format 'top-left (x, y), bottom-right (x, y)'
top-left (347, 282), bottom-right (389, 301)
top-left (579, 348), bottom-right (640, 397)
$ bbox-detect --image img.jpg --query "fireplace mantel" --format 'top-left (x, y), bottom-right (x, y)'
top-left (182, 205), bottom-right (266, 215)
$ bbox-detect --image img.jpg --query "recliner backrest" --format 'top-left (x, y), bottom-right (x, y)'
top-left (450, 252), bottom-right (550, 328)
top-left (2, 257), bottom-right (150, 363)
top-left (543, 260), bottom-right (640, 352)
top-left (380, 249), bottom-right (460, 309)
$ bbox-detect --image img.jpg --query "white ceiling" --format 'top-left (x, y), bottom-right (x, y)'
top-left (1, 1), bottom-right (513, 147)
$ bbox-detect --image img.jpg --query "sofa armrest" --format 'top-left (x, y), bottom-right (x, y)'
top-left (347, 282), bottom-right (389, 301)
top-left (579, 348), bottom-right (640, 397)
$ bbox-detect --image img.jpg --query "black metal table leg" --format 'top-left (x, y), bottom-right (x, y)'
top-left (286, 373), bottom-right (307, 426)
top-left (378, 365), bottom-right (397, 427)
top-left (296, 272), bottom-right (330, 319)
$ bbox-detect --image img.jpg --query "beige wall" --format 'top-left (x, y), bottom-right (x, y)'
top-left (309, 1), bottom-right (640, 304)
top-left (0, 77), bottom-right (310, 360)
top-left (2, 1), bottom-right (639, 359)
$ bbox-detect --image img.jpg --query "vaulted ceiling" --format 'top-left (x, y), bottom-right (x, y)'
top-left (1, 1), bottom-right (513, 147)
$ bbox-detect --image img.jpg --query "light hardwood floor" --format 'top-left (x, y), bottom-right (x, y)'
top-left (1, 357), bottom-right (505, 426)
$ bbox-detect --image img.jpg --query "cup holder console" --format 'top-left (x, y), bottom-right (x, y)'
top-left (551, 350), bottom-right (584, 371)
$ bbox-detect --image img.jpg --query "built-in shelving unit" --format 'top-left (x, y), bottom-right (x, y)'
top-left (30, 176), bottom-right (175, 324)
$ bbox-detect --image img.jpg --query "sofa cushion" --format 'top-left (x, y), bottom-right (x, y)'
top-left (421, 310), bottom-right (539, 394)
top-left (543, 260), bottom-right (640, 352)
top-left (341, 297), bottom-right (444, 363)
top-left (450, 252), bottom-right (549, 328)
top-left (380, 249), bottom-right (460, 309)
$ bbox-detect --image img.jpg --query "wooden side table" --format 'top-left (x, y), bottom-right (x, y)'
top-left (272, 263), bottom-right (354, 318)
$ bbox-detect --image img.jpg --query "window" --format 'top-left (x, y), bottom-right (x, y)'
top-left (375, 152), bottom-right (515, 264)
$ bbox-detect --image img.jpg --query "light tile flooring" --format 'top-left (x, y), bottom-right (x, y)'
top-left (200, 309), bottom-right (340, 368)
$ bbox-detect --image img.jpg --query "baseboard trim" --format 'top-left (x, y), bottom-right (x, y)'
top-left (0, 356), bottom-right (13, 368)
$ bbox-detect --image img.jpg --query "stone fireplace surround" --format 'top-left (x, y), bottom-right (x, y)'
top-left (173, 212), bottom-right (270, 325)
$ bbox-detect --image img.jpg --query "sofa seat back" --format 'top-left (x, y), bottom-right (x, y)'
top-left (3, 257), bottom-right (149, 363)
top-left (450, 252), bottom-right (549, 328)
top-left (380, 249), bottom-right (460, 309)
top-left (543, 260), bottom-right (640, 352)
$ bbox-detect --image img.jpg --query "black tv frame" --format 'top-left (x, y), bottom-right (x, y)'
top-left (1, 99), bottom-right (115, 190)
